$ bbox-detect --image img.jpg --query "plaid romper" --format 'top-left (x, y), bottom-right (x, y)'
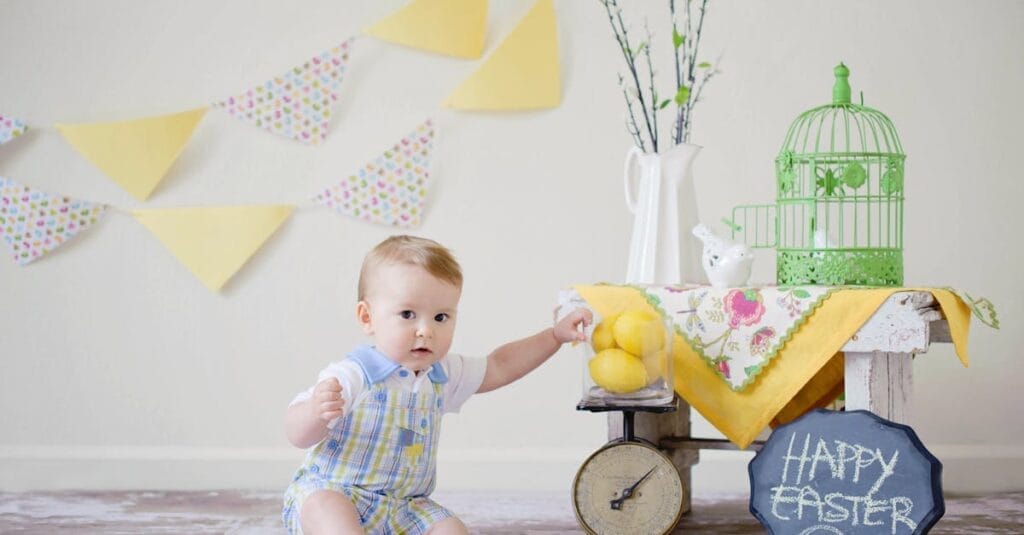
top-left (283, 351), bottom-right (453, 534)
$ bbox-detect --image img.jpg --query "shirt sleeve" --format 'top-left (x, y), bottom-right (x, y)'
top-left (290, 360), bottom-right (367, 427)
top-left (442, 353), bottom-right (488, 414)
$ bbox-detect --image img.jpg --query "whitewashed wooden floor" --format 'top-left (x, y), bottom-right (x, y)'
top-left (1, 490), bottom-right (1022, 533)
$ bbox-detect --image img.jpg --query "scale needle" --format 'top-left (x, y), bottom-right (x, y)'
top-left (609, 466), bottom-right (657, 510)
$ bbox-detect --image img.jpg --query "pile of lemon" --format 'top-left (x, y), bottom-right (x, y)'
top-left (588, 310), bottom-right (668, 393)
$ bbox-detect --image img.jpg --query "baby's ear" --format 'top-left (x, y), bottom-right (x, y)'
top-left (356, 301), bottom-right (374, 335)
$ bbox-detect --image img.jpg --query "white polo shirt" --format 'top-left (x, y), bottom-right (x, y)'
top-left (291, 345), bottom-right (488, 425)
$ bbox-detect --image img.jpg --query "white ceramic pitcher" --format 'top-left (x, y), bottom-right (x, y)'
top-left (624, 142), bottom-right (705, 285)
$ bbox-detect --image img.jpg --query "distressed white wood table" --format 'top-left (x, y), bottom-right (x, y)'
top-left (607, 290), bottom-right (950, 514)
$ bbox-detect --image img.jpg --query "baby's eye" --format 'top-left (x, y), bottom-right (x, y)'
top-left (434, 313), bottom-right (450, 323)
top-left (400, 310), bottom-right (416, 320)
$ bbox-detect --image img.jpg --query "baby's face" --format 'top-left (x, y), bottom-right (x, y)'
top-left (358, 263), bottom-right (461, 372)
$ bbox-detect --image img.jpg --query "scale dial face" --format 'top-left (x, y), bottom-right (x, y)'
top-left (572, 441), bottom-right (683, 535)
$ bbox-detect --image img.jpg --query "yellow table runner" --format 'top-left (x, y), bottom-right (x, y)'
top-left (573, 285), bottom-right (980, 449)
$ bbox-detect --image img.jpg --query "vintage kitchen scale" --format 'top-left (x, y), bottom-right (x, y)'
top-left (569, 302), bottom-right (684, 534)
top-left (572, 401), bottom-right (685, 535)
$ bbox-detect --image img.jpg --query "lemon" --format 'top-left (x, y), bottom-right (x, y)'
top-left (612, 310), bottom-right (666, 356)
top-left (591, 315), bottom-right (619, 352)
top-left (589, 348), bottom-right (647, 393)
top-left (641, 349), bottom-right (668, 385)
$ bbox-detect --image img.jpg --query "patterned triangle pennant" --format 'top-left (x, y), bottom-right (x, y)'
top-left (1, 114), bottom-right (28, 147)
top-left (131, 205), bottom-right (294, 292)
top-left (0, 177), bottom-right (108, 265)
top-left (214, 40), bottom-right (352, 145)
top-left (313, 119), bottom-right (435, 227)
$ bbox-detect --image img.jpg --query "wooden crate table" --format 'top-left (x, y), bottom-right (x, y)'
top-left (560, 286), bottom-right (979, 515)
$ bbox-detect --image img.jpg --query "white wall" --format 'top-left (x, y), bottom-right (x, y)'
top-left (1, 0), bottom-right (1021, 495)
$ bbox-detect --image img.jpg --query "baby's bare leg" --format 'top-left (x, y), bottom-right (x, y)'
top-left (426, 516), bottom-right (469, 535)
top-left (300, 490), bottom-right (363, 534)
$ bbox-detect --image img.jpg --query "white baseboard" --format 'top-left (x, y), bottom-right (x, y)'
top-left (2, 444), bottom-right (1022, 494)
top-left (0, 446), bottom-right (303, 492)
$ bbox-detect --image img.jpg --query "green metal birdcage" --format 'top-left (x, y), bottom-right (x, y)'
top-left (729, 63), bottom-right (905, 286)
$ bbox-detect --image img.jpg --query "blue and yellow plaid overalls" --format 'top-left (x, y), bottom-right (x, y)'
top-left (283, 351), bottom-right (452, 534)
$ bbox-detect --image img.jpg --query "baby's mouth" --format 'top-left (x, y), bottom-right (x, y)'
top-left (412, 347), bottom-right (432, 357)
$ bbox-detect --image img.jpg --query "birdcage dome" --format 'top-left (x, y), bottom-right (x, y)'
top-left (772, 63), bottom-right (906, 286)
top-left (779, 63), bottom-right (904, 161)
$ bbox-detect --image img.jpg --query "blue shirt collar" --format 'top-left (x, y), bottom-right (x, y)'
top-left (347, 344), bottom-right (448, 384)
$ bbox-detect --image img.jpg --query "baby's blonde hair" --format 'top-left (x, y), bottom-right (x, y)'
top-left (358, 235), bottom-right (463, 301)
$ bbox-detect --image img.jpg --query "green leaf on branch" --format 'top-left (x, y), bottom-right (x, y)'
top-left (631, 42), bottom-right (647, 59)
top-left (674, 85), bottom-right (691, 105)
top-left (673, 28), bottom-right (685, 49)
top-left (698, 62), bottom-right (712, 69)
top-left (659, 99), bottom-right (671, 109)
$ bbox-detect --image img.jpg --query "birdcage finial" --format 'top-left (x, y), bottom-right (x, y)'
top-left (832, 63), bottom-right (851, 104)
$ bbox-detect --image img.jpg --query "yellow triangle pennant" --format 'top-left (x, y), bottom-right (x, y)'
top-left (56, 108), bottom-right (207, 201)
top-left (444, 0), bottom-right (560, 110)
top-left (365, 0), bottom-right (487, 59)
top-left (131, 205), bottom-right (293, 292)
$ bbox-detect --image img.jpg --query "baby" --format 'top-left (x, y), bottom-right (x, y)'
top-left (282, 235), bottom-right (591, 534)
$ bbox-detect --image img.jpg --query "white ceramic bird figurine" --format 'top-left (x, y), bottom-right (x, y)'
top-left (692, 223), bottom-right (755, 288)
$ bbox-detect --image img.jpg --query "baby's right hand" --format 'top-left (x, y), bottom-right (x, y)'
top-left (312, 377), bottom-right (345, 424)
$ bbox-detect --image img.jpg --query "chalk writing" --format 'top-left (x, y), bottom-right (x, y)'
top-left (749, 410), bottom-right (943, 535)
top-left (768, 432), bottom-right (915, 534)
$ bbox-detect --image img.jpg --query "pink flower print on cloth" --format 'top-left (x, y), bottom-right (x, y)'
top-left (645, 285), bottom-right (832, 391)
top-left (214, 40), bottom-right (351, 145)
top-left (723, 289), bottom-right (766, 328)
top-left (749, 326), bottom-right (776, 357)
top-left (313, 119), bottom-right (435, 227)
top-left (0, 177), bottom-right (108, 265)
top-left (0, 114), bottom-right (28, 146)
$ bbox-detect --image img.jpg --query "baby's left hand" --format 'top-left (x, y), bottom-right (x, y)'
top-left (553, 308), bottom-right (593, 344)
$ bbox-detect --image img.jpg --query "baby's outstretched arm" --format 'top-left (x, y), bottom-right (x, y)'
top-left (285, 378), bottom-right (345, 449)
top-left (477, 308), bottom-right (592, 393)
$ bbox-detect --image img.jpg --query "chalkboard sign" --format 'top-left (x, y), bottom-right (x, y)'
top-left (749, 409), bottom-right (944, 534)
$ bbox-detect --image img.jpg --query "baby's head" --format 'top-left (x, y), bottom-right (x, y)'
top-left (357, 235), bottom-right (462, 301)
top-left (356, 235), bottom-right (463, 371)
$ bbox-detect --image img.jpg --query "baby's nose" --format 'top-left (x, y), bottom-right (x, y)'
top-left (416, 323), bottom-right (433, 338)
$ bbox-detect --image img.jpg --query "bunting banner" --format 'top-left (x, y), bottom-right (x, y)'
top-left (56, 108), bottom-right (207, 201)
top-left (313, 119), bottom-right (434, 228)
top-left (214, 40), bottom-right (352, 145)
top-left (364, 0), bottom-right (488, 59)
top-left (0, 176), bottom-right (108, 265)
top-left (1, 114), bottom-right (28, 147)
top-left (6, 4), bottom-right (561, 206)
top-left (444, 0), bottom-right (560, 110)
top-left (2, 6), bottom-right (558, 287)
top-left (131, 205), bottom-right (294, 292)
